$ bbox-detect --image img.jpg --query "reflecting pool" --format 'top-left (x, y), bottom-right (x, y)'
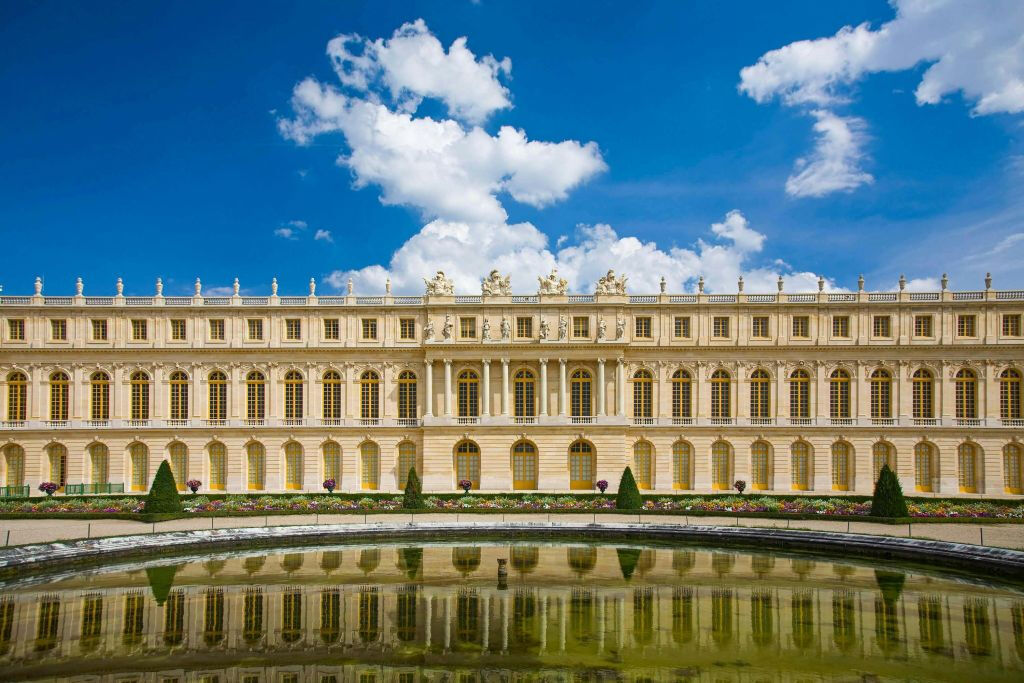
top-left (1, 541), bottom-right (1023, 681)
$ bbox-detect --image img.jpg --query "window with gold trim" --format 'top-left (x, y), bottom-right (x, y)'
top-left (957, 314), bottom-right (977, 337)
top-left (170, 319), bottom-right (187, 341)
top-left (635, 316), bottom-right (652, 338)
top-left (49, 371), bottom-right (69, 421)
top-left (361, 318), bottom-right (378, 340)
top-left (872, 442), bottom-right (894, 482)
top-left (569, 440), bottom-right (594, 490)
top-left (712, 316), bottom-right (729, 338)
top-left (323, 318), bottom-right (340, 340)
top-left (323, 370), bottom-right (342, 420)
top-left (955, 369), bottom-right (977, 419)
top-left (285, 442), bottom-right (303, 490)
top-left (751, 441), bottom-right (770, 490)
top-left (829, 370), bottom-right (851, 419)
top-left (247, 318), bottom-right (263, 341)
top-left (91, 319), bottom-right (107, 341)
top-left (514, 369), bottom-right (536, 418)
top-left (207, 371), bottom-right (226, 421)
top-left (914, 442), bottom-right (934, 492)
top-left (397, 441), bottom-right (416, 488)
top-left (1003, 314), bottom-right (1022, 337)
top-left (512, 440), bottom-right (537, 490)
top-left (872, 315), bottom-right (891, 338)
top-left (749, 370), bottom-right (770, 419)
top-left (633, 441), bottom-right (653, 489)
top-left (791, 442), bottom-right (809, 490)
top-left (673, 316), bottom-right (691, 338)
top-left (1000, 369), bottom-right (1021, 419)
top-left (361, 441), bottom-right (380, 490)
top-left (711, 441), bottom-right (731, 490)
top-left (284, 370), bottom-right (304, 420)
top-left (671, 370), bottom-right (691, 418)
top-left (246, 371), bottom-right (266, 421)
top-left (912, 369), bottom-right (933, 419)
top-left (89, 443), bottom-right (109, 485)
top-left (1003, 444), bottom-right (1022, 494)
top-left (285, 318), bottom-right (301, 340)
top-left (131, 319), bottom-right (147, 341)
top-left (323, 441), bottom-right (341, 483)
top-left (751, 316), bottom-right (769, 339)
top-left (6, 319), bottom-right (24, 341)
top-left (398, 370), bottom-right (417, 419)
top-left (958, 443), bottom-right (978, 493)
top-left (360, 371), bottom-right (380, 419)
top-left (791, 316), bottom-right (809, 338)
top-left (789, 370), bottom-right (810, 419)
top-left (457, 370), bottom-right (479, 418)
top-left (3, 444), bottom-right (25, 487)
top-left (50, 318), bottom-right (66, 341)
top-left (914, 315), bottom-right (933, 338)
top-left (632, 370), bottom-right (653, 418)
top-left (399, 318), bottom-right (415, 339)
top-left (6, 371), bottom-right (27, 422)
top-left (831, 442), bottom-right (851, 491)
top-left (247, 442), bottom-right (265, 490)
top-left (672, 441), bottom-right (691, 489)
top-left (570, 369), bottom-right (592, 417)
top-left (516, 317), bottom-right (533, 338)
top-left (208, 318), bottom-right (225, 341)
top-left (710, 369), bottom-right (730, 418)
top-left (208, 442), bottom-right (226, 490)
top-left (831, 316), bottom-right (850, 338)
top-left (90, 371), bottom-right (110, 421)
top-left (130, 442), bottom-right (148, 491)
top-left (169, 442), bottom-right (187, 490)
top-left (572, 316), bottom-right (589, 338)
top-left (47, 443), bottom-right (68, 491)
top-left (869, 369), bottom-right (891, 419)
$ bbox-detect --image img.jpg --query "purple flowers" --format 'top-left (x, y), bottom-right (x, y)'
top-left (186, 479), bottom-right (202, 494)
top-left (733, 480), bottom-right (747, 494)
top-left (458, 479), bottom-right (473, 493)
top-left (38, 482), bottom-right (58, 496)
top-left (596, 480), bottom-right (609, 493)
top-left (322, 478), bottom-right (336, 493)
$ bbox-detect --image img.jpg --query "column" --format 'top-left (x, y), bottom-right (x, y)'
top-left (539, 359), bottom-right (549, 416)
top-left (482, 359), bottom-right (491, 416)
top-left (501, 359), bottom-right (510, 416)
top-left (424, 595), bottom-right (432, 648)
top-left (443, 360), bottom-right (452, 417)
top-left (444, 595), bottom-right (452, 651)
top-left (424, 361), bottom-right (433, 417)
top-left (558, 359), bottom-right (567, 416)
top-left (482, 595), bottom-right (490, 651)
top-left (597, 358), bottom-right (606, 416)
top-left (616, 358), bottom-right (626, 416)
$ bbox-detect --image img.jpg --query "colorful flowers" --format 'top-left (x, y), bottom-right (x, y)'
top-left (458, 480), bottom-right (473, 493)
top-left (322, 478), bottom-right (337, 493)
top-left (37, 482), bottom-right (58, 496)
top-left (186, 479), bottom-right (202, 494)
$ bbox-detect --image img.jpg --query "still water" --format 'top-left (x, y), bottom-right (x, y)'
top-left (0, 541), bottom-right (1022, 682)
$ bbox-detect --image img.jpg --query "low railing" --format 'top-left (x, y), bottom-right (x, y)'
top-left (393, 296), bottom-right (423, 305)
top-left (396, 418), bottom-right (420, 427)
top-left (0, 485), bottom-right (30, 498)
top-left (669, 295), bottom-right (697, 303)
top-left (868, 292), bottom-right (897, 302)
top-left (913, 418), bottom-right (938, 426)
top-left (749, 417), bottom-right (776, 426)
top-left (456, 417), bottom-right (480, 425)
top-left (166, 419), bottom-right (190, 427)
top-left (909, 292), bottom-right (940, 301)
top-left (828, 293), bottom-right (857, 302)
top-left (356, 296), bottom-right (384, 305)
top-left (709, 417), bottom-right (735, 426)
top-left (952, 291), bottom-right (984, 301)
top-left (1003, 418), bottom-right (1024, 427)
top-left (787, 294), bottom-right (816, 303)
top-left (164, 297), bottom-right (192, 306)
top-left (203, 297), bottom-right (230, 306)
top-left (511, 295), bottom-right (539, 304)
top-left (830, 418), bottom-right (854, 426)
top-left (243, 418), bottom-right (265, 427)
top-left (707, 295), bottom-right (737, 303)
top-left (747, 294), bottom-right (776, 303)
top-left (241, 297), bottom-right (268, 306)
top-left (282, 418), bottom-right (305, 426)
top-left (64, 483), bottom-right (125, 495)
top-left (359, 418), bottom-right (381, 426)
top-left (788, 418), bottom-right (814, 426)
top-left (629, 295), bottom-right (657, 304)
top-left (956, 418), bottom-right (982, 427)
top-left (279, 297), bottom-right (306, 306)
top-left (0, 420), bottom-right (25, 429)
top-left (632, 417), bottom-right (655, 426)
top-left (871, 418), bottom-right (896, 426)
top-left (571, 416), bottom-right (595, 425)
top-left (455, 295), bottom-right (482, 304)
top-left (568, 295), bottom-right (595, 303)
top-left (317, 296), bottom-right (347, 305)
top-left (671, 417), bottom-right (694, 426)
top-left (513, 416), bottom-right (537, 425)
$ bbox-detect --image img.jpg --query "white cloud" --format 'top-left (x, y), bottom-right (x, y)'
top-left (314, 229), bottom-right (333, 242)
top-left (785, 110), bottom-right (873, 197)
top-left (901, 277), bottom-right (941, 292)
top-left (274, 219), bottom-right (307, 239)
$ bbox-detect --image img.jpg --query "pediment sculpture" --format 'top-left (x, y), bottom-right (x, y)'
top-left (424, 271), bottom-right (455, 296)
top-left (481, 269), bottom-right (511, 296)
top-left (538, 269), bottom-right (568, 295)
top-left (595, 269), bottom-right (628, 295)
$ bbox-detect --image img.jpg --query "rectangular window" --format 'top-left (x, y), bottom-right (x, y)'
top-left (459, 317), bottom-right (476, 339)
top-left (91, 319), bottom-right (107, 341)
top-left (361, 318), bottom-right (378, 340)
top-left (131, 319), bottom-right (147, 341)
top-left (914, 315), bottom-right (933, 338)
top-left (1002, 314), bottom-right (1022, 337)
top-left (832, 316), bottom-right (850, 338)
top-left (7, 319), bottom-right (24, 341)
top-left (572, 316), bottom-right (589, 338)
top-left (751, 316), bottom-right (769, 339)
top-left (285, 318), bottom-right (301, 340)
top-left (208, 319), bottom-right (225, 341)
top-left (247, 318), bottom-right (263, 341)
top-left (516, 317), bottom-right (533, 338)
top-left (791, 316), bottom-right (809, 338)
top-left (712, 316), bottom-right (729, 338)
top-left (872, 315), bottom-right (891, 338)
top-left (50, 319), bottom-right (67, 341)
top-left (323, 318), bottom-right (340, 340)
top-left (399, 318), bottom-right (415, 339)
top-left (957, 314), bottom-right (977, 337)
top-left (673, 316), bottom-right (690, 338)
top-left (170, 319), bottom-right (187, 341)
top-left (634, 316), bottom-right (652, 338)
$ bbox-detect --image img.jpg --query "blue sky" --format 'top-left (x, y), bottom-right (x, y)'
top-left (1, 0), bottom-right (1022, 295)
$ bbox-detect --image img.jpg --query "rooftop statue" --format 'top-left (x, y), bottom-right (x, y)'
top-left (538, 269), bottom-right (568, 295)
top-left (424, 271), bottom-right (455, 296)
top-left (595, 269), bottom-right (628, 295)
top-left (481, 270), bottom-right (511, 296)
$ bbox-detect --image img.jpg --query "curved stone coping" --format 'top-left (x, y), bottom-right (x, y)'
top-left (0, 522), bottom-right (1022, 582)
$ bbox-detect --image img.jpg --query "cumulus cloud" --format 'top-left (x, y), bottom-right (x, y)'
top-left (314, 229), bottom-right (333, 242)
top-left (274, 219), bottom-right (307, 239)
top-left (785, 110), bottom-right (873, 197)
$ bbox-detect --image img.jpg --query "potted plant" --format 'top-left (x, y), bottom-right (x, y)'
top-left (38, 482), bottom-right (58, 497)
top-left (458, 479), bottom-right (473, 494)
top-left (186, 479), bottom-right (202, 494)
top-left (596, 480), bottom-right (609, 494)
top-left (323, 478), bottom-right (337, 493)
top-left (733, 480), bottom-right (747, 495)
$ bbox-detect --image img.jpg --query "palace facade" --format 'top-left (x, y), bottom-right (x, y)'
top-left (1, 270), bottom-right (1022, 497)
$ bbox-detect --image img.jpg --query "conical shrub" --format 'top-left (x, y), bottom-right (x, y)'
top-left (145, 460), bottom-right (182, 514)
top-left (870, 464), bottom-right (908, 518)
top-left (402, 467), bottom-right (425, 510)
top-left (615, 467), bottom-right (642, 510)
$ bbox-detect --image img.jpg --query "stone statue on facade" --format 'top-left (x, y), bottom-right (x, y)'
top-left (558, 315), bottom-right (568, 341)
top-left (423, 319), bottom-right (434, 341)
top-left (538, 269), bottom-right (568, 295)
top-left (482, 318), bottom-right (491, 340)
top-left (597, 317), bottom-right (607, 341)
top-left (481, 270), bottom-right (511, 296)
top-left (615, 317), bottom-right (626, 340)
top-left (442, 314), bottom-right (453, 341)
top-left (424, 271), bottom-right (455, 296)
top-left (595, 269), bottom-right (628, 295)
top-left (539, 318), bottom-right (550, 340)
top-left (500, 316), bottom-right (511, 340)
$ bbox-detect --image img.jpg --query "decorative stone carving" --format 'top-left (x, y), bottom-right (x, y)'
top-left (441, 314), bottom-right (453, 341)
top-left (481, 270), bottom-right (511, 296)
top-left (34, 277), bottom-right (42, 295)
top-left (500, 317), bottom-right (511, 340)
top-left (595, 269), bottom-right (628, 295)
top-left (538, 269), bottom-right (568, 295)
top-left (539, 318), bottom-right (550, 340)
top-left (195, 278), bottom-right (202, 296)
top-left (309, 278), bottom-right (316, 296)
top-left (615, 317), bottom-right (626, 340)
top-left (482, 318), bottom-right (491, 340)
top-left (424, 271), bottom-right (455, 296)
top-left (270, 278), bottom-right (277, 296)
top-left (423, 318), bottom-right (434, 341)
top-left (232, 278), bottom-right (239, 296)
top-left (76, 278), bottom-right (84, 296)
top-left (116, 278), bottom-right (124, 296)
top-left (558, 315), bottom-right (568, 341)
top-left (597, 318), bottom-right (607, 340)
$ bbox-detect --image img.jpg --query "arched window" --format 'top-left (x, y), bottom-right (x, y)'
top-left (207, 371), bottom-right (226, 422)
top-left (711, 441), bottom-right (731, 490)
top-left (49, 371), bottom-right (69, 422)
top-left (247, 442), bottom-right (265, 490)
top-left (633, 441), bottom-right (653, 489)
top-left (128, 371), bottom-right (150, 421)
top-left (88, 443), bottom-right (109, 486)
top-left (245, 371), bottom-right (265, 421)
top-left (89, 371), bottom-right (110, 421)
top-left (872, 442), bottom-right (894, 482)
top-left (46, 443), bottom-right (68, 491)
top-left (789, 370), bottom-right (810, 419)
top-left (1003, 444), bottom-right (1023, 494)
top-left (455, 441), bottom-right (480, 489)
top-left (457, 370), bottom-right (479, 418)
top-left (831, 442), bottom-right (851, 491)
top-left (829, 370), bottom-right (851, 419)
top-left (322, 370), bottom-right (342, 421)
top-left (571, 369), bottom-right (592, 417)
top-left (671, 370), bottom-right (691, 419)
top-left (6, 372), bottom-right (27, 422)
top-left (791, 442), bottom-right (810, 491)
top-left (672, 441), bottom-right (691, 489)
top-left (169, 371), bottom-right (189, 421)
top-left (1000, 369), bottom-right (1022, 420)
top-left (129, 442), bottom-right (148, 491)
top-left (512, 440), bottom-right (538, 490)
top-left (958, 443), bottom-right (979, 493)
top-left (323, 441), bottom-right (341, 484)
top-left (3, 444), bottom-right (25, 487)
top-left (397, 441), bottom-right (416, 488)
top-left (398, 370), bottom-right (417, 419)
top-left (361, 441), bottom-right (379, 490)
top-left (568, 440), bottom-right (594, 490)
top-left (632, 370), bottom-right (653, 419)
top-left (169, 442), bottom-right (187, 490)
top-left (514, 369), bottom-right (536, 418)
top-left (914, 442), bottom-right (935, 492)
top-left (912, 369), bottom-right (934, 419)
top-left (285, 442), bottom-right (303, 490)
top-left (711, 370), bottom-right (731, 419)
top-left (360, 371), bottom-right (380, 420)
top-left (955, 369), bottom-right (977, 419)
top-left (750, 370), bottom-right (770, 419)
top-left (869, 370), bottom-right (891, 419)
top-left (751, 441), bottom-right (770, 490)
top-left (208, 442), bottom-right (227, 491)
top-left (284, 371), bottom-right (304, 421)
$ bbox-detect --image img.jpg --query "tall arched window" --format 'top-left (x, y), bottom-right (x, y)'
top-left (912, 369), bottom-right (934, 419)
top-left (955, 369), bottom-right (977, 419)
top-left (571, 369), bottom-right (592, 417)
top-left (247, 442), bottom-right (265, 490)
top-left (398, 370), bottom-right (417, 419)
top-left (568, 440), bottom-right (594, 490)
top-left (711, 370), bottom-right (731, 419)
top-left (1003, 444), bottom-right (1023, 494)
top-left (207, 371), bottom-right (226, 422)
top-left (789, 370), bottom-right (810, 419)
top-left (169, 442), bottom-right (187, 490)
top-left (129, 442), bottom-right (148, 491)
top-left (284, 371), bottom-right (304, 421)
top-left (750, 441), bottom-right (770, 490)
top-left (671, 370), bottom-right (691, 419)
top-left (914, 442), bottom-right (935, 492)
top-left (454, 441), bottom-right (480, 489)
top-left (47, 443), bottom-right (67, 491)
top-left (869, 370), bottom-right (891, 419)
top-left (6, 372), bottom-right (27, 422)
top-left (632, 370), bottom-right (653, 419)
top-left (397, 441), bottom-right (416, 488)
top-left (633, 441), bottom-right (653, 489)
top-left (711, 441), bottom-right (731, 490)
top-left (89, 443), bottom-right (109, 485)
top-left (958, 443), bottom-right (979, 493)
top-left (749, 370), bottom-right (770, 419)
top-left (456, 370), bottom-right (478, 418)
top-left (1000, 369), bottom-right (1022, 420)
top-left (791, 442), bottom-right (810, 491)
top-left (169, 371), bottom-right (189, 421)
top-left (323, 441), bottom-right (341, 484)
top-left (672, 441), bottom-right (691, 489)
top-left (831, 442), bottom-right (851, 491)
top-left (360, 371), bottom-right (380, 420)
top-left (361, 441), bottom-right (379, 490)
top-left (3, 444), bottom-right (25, 487)
top-left (829, 370), bottom-right (851, 419)
top-left (89, 371), bottom-right (110, 421)
top-left (872, 442), bottom-right (894, 482)
top-left (285, 442), bottom-right (303, 490)
top-left (512, 440), bottom-right (538, 490)
top-left (209, 442), bottom-right (227, 491)
top-left (129, 371), bottom-right (150, 421)
top-left (245, 371), bottom-right (265, 421)
top-left (49, 371), bottom-right (69, 422)
top-left (322, 370), bottom-right (342, 421)
top-left (514, 370), bottom-right (536, 418)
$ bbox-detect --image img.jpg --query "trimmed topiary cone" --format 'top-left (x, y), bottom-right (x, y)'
top-left (615, 467), bottom-right (642, 510)
top-left (870, 463), bottom-right (908, 518)
top-left (402, 467), bottom-right (425, 510)
top-left (145, 460), bottom-right (183, 514)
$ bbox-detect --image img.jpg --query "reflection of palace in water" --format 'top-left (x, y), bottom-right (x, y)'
top-left (1, 544), bottom-right (1023, 681)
